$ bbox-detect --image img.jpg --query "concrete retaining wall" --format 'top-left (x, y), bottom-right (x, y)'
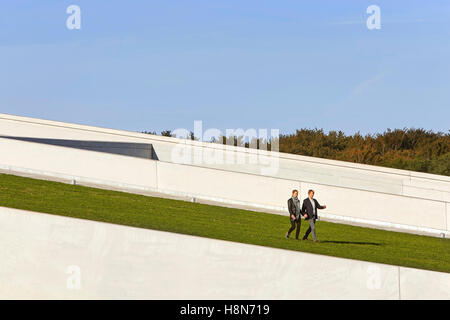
top-left (0, 207), bottom-right (448, 299)
top-left (0, 113), bottom-right (449, 236)
top-left (0, 136), bottom-right (158, 189)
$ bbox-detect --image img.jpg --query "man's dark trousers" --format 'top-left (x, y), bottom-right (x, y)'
top-left (287, 218), bottom-right (301, 239)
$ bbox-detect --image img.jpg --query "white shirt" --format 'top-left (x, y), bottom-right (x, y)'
top-left (309, 197), bottom-right (316, 213)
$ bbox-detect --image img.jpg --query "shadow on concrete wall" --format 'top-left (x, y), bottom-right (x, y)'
top-left (0, 136), bottom-right (158, 160)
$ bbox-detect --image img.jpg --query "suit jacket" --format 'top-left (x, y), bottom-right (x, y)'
top-left (301, 198), bottom-right (324, 220)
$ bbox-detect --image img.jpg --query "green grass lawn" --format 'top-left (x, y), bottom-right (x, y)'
top-left (1, 173), bottom-right (449, 273)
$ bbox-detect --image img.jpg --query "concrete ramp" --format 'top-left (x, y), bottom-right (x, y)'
top-left (1, 206), bottom-right (449, 299)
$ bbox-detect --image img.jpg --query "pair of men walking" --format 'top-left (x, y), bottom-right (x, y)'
top-left (286, 189), bottom-right (326, 242)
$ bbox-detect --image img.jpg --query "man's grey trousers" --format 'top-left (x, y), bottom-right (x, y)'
top-left (303, 219), bottom-right (317, 241)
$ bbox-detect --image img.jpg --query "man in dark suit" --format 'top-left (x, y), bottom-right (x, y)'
top-left (285, 189), bottom-right (302, 240)
top-left (301, 189), bottom-right (326, 242)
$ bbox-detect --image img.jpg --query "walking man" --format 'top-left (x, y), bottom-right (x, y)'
top-left (301, 189), bottom-right (326, 242)
top-left (286, 189), bottom-right (302, 240)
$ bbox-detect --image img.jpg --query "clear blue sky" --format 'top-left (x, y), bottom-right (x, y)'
top-left (1, 0), bottom-right (449, 135)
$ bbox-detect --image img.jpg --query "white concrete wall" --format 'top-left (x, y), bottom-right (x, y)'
top-left (0, 113), bottom-right (449, 236)
top-left (447, 203), bottom-right (450, 233)
top-left (301, 182), bottom-right (447, 232)
top-left (0, 207), bottom-right (448, 299)
top-left (156, 161), bottom-right (300, 210)
top-left (399, 267), bottom-right (450, 300)
top-left (0, 135), bottom-right (158, 190)
top-left (1, 113), bottom-right (449, 196)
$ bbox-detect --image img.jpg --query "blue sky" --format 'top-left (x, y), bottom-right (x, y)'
top-left (1, 0), bottom-right (449, 135)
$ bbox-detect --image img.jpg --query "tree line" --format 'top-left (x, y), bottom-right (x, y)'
top-left (143, 128), bottom-right (450, 176)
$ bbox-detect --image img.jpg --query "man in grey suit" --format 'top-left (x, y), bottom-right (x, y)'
top-left (301, 189), bottom-right (326, 242)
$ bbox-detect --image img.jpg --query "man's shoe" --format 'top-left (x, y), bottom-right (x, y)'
top-left (285, 233), bottom-right (289, 239)
top-left (302, 237), bottom-right (307, 240)
top-left (314, 240), bottom-right (318, 243)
